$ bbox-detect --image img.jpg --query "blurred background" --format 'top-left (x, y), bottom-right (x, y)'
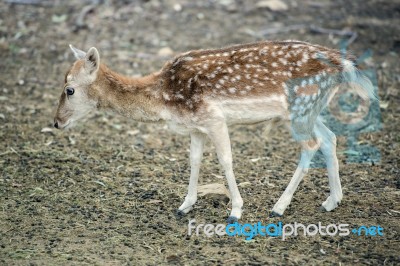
top-left (1, 0), bottom-right (399, 265)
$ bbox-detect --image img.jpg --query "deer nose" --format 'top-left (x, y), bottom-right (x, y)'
top-left (54, 121), bottom-right (59, 129)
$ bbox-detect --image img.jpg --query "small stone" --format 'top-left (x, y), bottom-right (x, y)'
top-left (173, 4), bottom-right (182, 12)
top-left (157, 47), bottom-right (174, 57)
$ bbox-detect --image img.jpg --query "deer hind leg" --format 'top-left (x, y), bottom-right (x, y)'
top-left (207, 121), bottom-right (243, 223)
top-left (177, 132), bottom-right (206, 216)
top-left (315, 119), bottom-right (343, 211)
top-left (271, 125), bottom-right (321, 216)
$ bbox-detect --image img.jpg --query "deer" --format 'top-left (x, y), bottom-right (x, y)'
top-left (54, 41), bottom-right (375, 223)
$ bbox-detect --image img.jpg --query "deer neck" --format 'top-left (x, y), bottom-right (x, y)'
top-left (94, 65), bottom-right (168, 122)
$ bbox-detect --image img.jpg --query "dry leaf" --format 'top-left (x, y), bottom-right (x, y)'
top-left (68, 136), bottom-right (76, 145)
top-left (127, 129), bottom-right (140, 136)
top-left (256, 0), bottom-right (289, 11)
top-left (238, 181), bottom-right (251, 187)
top-left (379, 101), bottom-right (389, 109)
top-left (198, 183), bottom-right (230, 199)
top-left (41, 127), bottom-right (54, 133)
top-left (45, 140), bottom-right (53, 146)
top-left (211, 173), bottom-right (224, 179)
top-left (147, 199), bottom-right (162, 204)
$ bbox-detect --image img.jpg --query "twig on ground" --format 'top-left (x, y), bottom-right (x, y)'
top-left (5, 0), bottom-right (53, 6)
top-left (309, 25), bottom-right (358, 45)
top-left (74, 4), bottom-right (96, 32)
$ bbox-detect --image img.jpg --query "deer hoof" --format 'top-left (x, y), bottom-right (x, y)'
top-left (226, 216), bottom-right (238, 224)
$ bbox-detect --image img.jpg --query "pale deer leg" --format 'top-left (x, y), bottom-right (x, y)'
top-left (315, 120), bottom-right (343, 211)
top-left (208, 122), bottom-right (243, 223)
top-left (271, 137), bottom-right (320, 216)
top-left (177, 132), bottom-right (206, 215)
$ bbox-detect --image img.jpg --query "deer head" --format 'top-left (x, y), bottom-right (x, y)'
top-left (53, 45), bottom-right (100, 129)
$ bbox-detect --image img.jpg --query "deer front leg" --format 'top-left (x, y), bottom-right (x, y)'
top-left (207, 122), bottom-right (243, 223)
top-left (177, 132), bottom-right (206, 216)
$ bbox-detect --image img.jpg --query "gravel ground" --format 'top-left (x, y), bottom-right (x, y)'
top-left (0, 0), bottom-right (399, 265)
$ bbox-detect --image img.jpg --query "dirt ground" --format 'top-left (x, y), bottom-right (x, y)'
top-left (1, 0), bottom-right (399, 265)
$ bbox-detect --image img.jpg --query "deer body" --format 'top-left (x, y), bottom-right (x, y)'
top-left (54, 41), bottom-right (374, 222)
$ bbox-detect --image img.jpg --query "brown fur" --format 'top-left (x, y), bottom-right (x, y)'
top-left (159, 40), bottom-right (345, 111)
top-left (56, 40), bottom-right (350, 125)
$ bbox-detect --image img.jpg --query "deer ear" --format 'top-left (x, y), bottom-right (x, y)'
top-left (69, 44), bottom-right (86, 59)
top-left (84, 47), bottom-right (100, 74)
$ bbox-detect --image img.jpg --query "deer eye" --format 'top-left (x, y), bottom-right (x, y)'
top-left (66, 87), bottom-right (75, 96)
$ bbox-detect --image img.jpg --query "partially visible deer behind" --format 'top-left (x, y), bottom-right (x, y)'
top-left (54, 41), bottom-right (374, 223)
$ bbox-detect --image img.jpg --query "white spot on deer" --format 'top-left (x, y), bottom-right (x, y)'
top-left (271, 51), bottom-right (277, 57)
top-left (277, 50), bottom-right (284, 56)
top-left (163, 92), bottom-right (170, 101)
top-left (171, 75), bottom-right (175, 81)
top-left (245, 85), bottom-right (252, 90)
top-left (279, 58), bottom-right (288, 65)
top-left (234, 64), bottom-right (240, 70)
top-left (271, 62), bottom-right (278, 68)
top-left (301, 80), bottom-right (307, 87)
top-left (228, 87), bottom-right (236, 94)
top-left (175, 93), bottom-right (184, 99)
top-left (235, 75), bottom-right (241, 80)
top-left (296, 60), bottom-right (303, 66)
top-left (219, 79), bottom-right (225, 85)
top-left (245, 74), bottom-right (251, 79)
top-left (302, 53), bottom-right (310, 63)
top-left (259, 48), bottom-right (268, 55)
top-left (216, 84), bottom-right (221, 89)
top-left (223, 52), bottom-right (229, 56)
top-left (239, 90), bottom-right (247, 95)
top-left (227, 67), bottom-right (233, 73)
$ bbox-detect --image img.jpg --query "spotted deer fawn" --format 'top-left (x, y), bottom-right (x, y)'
top-left (54, 41), bottom-right (374, 223)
